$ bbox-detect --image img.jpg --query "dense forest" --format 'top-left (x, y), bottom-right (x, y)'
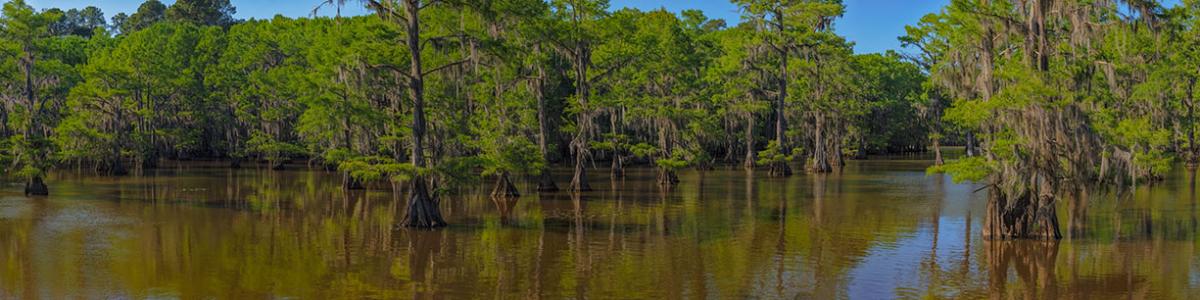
top-left (0, 0), bottom-right (1194, 236)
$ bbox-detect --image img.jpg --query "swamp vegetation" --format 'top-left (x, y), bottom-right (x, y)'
top-left (0, 0), bottom-right (1198, 238)
top-left (3, 0), bottom-right (1200, 297)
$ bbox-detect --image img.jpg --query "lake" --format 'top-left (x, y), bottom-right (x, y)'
top-left (2, 158), bottom-right (1199, 299)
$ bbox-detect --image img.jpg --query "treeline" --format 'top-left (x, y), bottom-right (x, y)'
top-left (0, 0), bottom-right (998, 228)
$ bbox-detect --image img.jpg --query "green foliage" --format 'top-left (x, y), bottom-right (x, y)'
top-left (755, 140), bottom-right (794, 166)
top-left (431, 157), bottom-right (485, 193)
top-left (927, 156), bottom-right (992, 183)
top-left (124, 0), bottom-right (166, 33)
top-left (478, 137), bottom-right (545, 177)
top-left (1105, 118), bottom-right (1174, 178)
top-left (245, 131), bottom-right (306, 165)
top-left (942, 99), bottom-right (989, 131)
top-left (166, 0), bottom-right (236, 27)
top-left (337, 155), bottom-right (416, 183)
top-left (655, 149), bottom-right (691, 171)
top-left (4, 135), bottom-right (48, 179)
top-left (0, 0), bottom-right (1183, 206)
top-left (851, 52), bottom-right (927, 153)
top-left (629, 143), bottom-right (658, 159)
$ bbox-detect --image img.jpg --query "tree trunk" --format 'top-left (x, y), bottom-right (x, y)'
top-left (810, 115), bottom-right (832, 173)
top-left (109, 99), bottom-right (128, 176)
top-left (964, 132), bottom-right (975, 157)
top-left (0, 100), bottom-right (8, 138)
top-left (568, 5), bottom-right (592, 192)
top-left (770, 9), bottom-right (792, 178)
top-left (397, 0), bottom-right (444, 228)
top-left (22, 53), bottom-right (35, 140)
top-left (401, 179), bottom-right (446, 228)
top-left (833, 131), bottom-right (845, 169)
top-left (491, 172), bottom-right (520, 199)
top-left (611, 153), bottom-right (623, 178)
top-left (343, 173), bottom-right (365, 190)
top-left (982, 182), bottom-right (1062, 240)
top-left (610, 112), bottom-right (623, 178)
top-left (571, 154), bottom-right (592, 192)
top-left (492, 195), bottom-right (517, 225)
top-left (537, 172), bottom-right (558, 192)
top-left (534, 60), bottom-right (558, 192)
top-left (24, 176), bottom-right (47, 196)
top-left (933, 138), bottom-right (944, 166)
top-left (656, 117), bottom-right (675, 185)
top-left (145, 94), bottom-right (159, 169)
top-left (657, 168), bottom-right (679, 186)
top-left (1186, 80), bottom-right (1196, 168)
top-left (21, 50), bottom-right (49, 195)
top-left (109, 141), bottom-right (127, 176)
top-left (744, 113), bottom-right (755, 170)
top-left (855, 133), bottom-right (868, 160)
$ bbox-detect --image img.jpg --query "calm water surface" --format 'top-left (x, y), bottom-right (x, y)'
top-left (2, 158), bottom-right (1200, 299)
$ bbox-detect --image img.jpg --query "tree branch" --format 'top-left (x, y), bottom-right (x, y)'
top-left (421, 34), bottom-right (467, 52)
top-left (364, 0), bottom-right (410, 24)
top-left (370, 63), bottom-right (415, 81)
top-left (422, 58), bottom-right (471, 77)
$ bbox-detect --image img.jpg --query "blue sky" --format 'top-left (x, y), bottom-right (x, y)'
top-left (25, 0), bottom-right (1186, 54)
top-left (27, 0), bottom-right (372, 19)
top-left (609, 0), bottom-right (947, 54)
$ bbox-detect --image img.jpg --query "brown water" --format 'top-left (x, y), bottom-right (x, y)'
top-left (2, 159), bottom-right (1199, 299)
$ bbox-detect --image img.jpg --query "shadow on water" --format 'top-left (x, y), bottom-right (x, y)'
top-left (2, 161), bottom-right (1200, 298)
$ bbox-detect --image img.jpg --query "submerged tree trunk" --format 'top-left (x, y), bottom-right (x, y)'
top-left (611, 154), bottom-right (623, 178)
top-left (657, 169), bottom-right (679, 186)
top-left (570, 154), bottom-right (592, 192)
top-left (343, 173), bottom-right (365, 190)
top-left (810, 115), bottom-right (833, 173)
top-left (537, 172), bottom-right (558, 192)
top-left (768, 161), bottom-right (792, 177)
top-left (109, 145), bottom-right (127, 176)
top-left (24, 176), bottom-right (48, 196)
top-left (982, 180), bottom-right (1062, 240)
top-left (491, 172), bottom-right (520, 199)
top-left (492, 195), bottom-right (517, 225)
top-left (401, 179), bottom-right (446, 228)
